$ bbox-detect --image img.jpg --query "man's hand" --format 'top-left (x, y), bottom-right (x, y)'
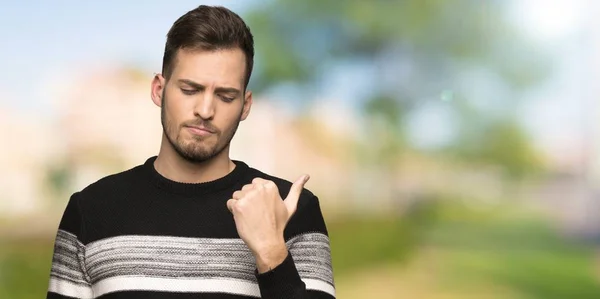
top-left (226, 174), bottom-right (310, 273)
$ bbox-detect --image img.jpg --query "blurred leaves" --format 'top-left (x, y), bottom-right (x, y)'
top-left (363, 94), bottom-right (407, 166)
top-left (329, 216), bottom-right (414, 275)
top-left (246, 0), bottom-right (550, 181)
top-left (247, 0), bottom-right (547, 93)
top-left (448, 95), bottom-right (546, 179)
top-left (473, 120), bottom-right (545, 179)
top-left (44, 163), bottom-right (73, 201)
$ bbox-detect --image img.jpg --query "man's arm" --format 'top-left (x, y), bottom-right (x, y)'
top-left (227, 176), bottom-right (335, 299)
top-left (47, 193), bottom-right (93, 299)
top-left (255, 195), bottom-right (335, 299)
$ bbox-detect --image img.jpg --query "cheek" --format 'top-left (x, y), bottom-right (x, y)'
top-left (165, 95), bottom-right (191, 124)
top-left (220, 107), bottom-right (243, 127)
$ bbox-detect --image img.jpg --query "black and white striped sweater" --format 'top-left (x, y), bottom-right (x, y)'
top-left (47, 156), bottom-right (335, 299)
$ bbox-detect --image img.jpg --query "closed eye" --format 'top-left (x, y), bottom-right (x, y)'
top-left (219, 95), bottom-right (235, 102)
top-left (181, 89), bottom-right (198, 95)
top-left (180, 88), bottom-right (235, 102)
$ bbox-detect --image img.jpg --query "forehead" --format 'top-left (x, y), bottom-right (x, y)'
top-left (170, 48), bottom-right (246, 88)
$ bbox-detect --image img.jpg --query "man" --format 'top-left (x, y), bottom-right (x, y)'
top-left (46, 5), bottom-right (335, 299)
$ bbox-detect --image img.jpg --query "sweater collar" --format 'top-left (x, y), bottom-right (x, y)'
top-left (142, 156), bottom-right (249, 196)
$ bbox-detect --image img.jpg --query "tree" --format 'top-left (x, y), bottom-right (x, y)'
top-left (245, 0), bottom-right (549, 178)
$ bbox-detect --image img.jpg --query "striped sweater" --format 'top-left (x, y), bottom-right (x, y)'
top-left (47, 156), bottom-right (335, 298)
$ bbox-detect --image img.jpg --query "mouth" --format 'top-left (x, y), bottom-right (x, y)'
top-left (185, 125), bottom-right (215, 136)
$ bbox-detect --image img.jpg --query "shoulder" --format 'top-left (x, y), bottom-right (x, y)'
top-left (75, 163), bottom-right (144, 203)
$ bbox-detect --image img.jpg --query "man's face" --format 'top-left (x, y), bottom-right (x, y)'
top-left (158, 48), bottom-right (252, 163)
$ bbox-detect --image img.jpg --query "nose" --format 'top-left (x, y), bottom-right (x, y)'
top-left (194, 92), bottom-right (215, 120)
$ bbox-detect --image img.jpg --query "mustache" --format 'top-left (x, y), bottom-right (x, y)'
top-left (182, 120), bottom-right (219, 133)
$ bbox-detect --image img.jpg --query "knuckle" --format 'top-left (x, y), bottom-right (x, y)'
top-left (227, 200), bottom-right (235, 211)
top-left (235, 199), bottom-right (247, 210)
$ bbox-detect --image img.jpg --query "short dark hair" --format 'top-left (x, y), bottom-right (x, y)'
top-left (161, 5), bottom-right (254, 89)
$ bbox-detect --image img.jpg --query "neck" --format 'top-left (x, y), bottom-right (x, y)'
top-left (154, 135), bottom-right (235, 184)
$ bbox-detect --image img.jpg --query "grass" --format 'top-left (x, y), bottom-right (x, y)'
top-left (328, 198), bottom-right (600, 298)
top-left (419, 200), bottom-right (600, 298)
top-left (0, 237), bottom-right (54, 299)
top-left (328, 215), bottom-right (418, 275)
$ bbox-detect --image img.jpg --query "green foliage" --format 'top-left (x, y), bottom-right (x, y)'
top-left (451, 117), bottom-right (546, 179)
top-left (362, 94), bottom-right (408, 165)
top-left (246, 0), bottom-right (547, 94)
top-left (329, 217), bottom-right (413, 275)
top-left (45, 163), bottom-right (73, 200)
top-left (329, 197), bottom-right (600, 297)
top-left (479, 121), bottom-right (545, 178)
top-left (246, 0), bottom-right (550, 178)
top-left (426, 200), bottom-right (600, 298)
top-left (0, 238), bottom-right (54, 299)
top-left (328, 198), bottom-right (439, 275)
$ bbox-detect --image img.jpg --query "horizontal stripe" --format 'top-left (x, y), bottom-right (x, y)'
top-left (305, 278), bottom-right (336, 297)
top-left (84, 233), bottom-right (334, 287)
top-left (93, 276), bottom-right (261, 298)
top-left (51, 230), bottom-right (90, 284)
top-left (49, 232), bottom-right (334, 297)
top-left (92, 276), bottom-right (336, 298)
top-left (86, 235), bottom-right (256, 283)
top-left (48, 276), bottom-right (93, 299)
top-left (289, 233), bottom-right (335, 285)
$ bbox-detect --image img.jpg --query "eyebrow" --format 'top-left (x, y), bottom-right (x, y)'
top-left (177, 79), bottom-right (241, 95)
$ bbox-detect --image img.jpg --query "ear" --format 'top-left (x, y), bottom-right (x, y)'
top-left (240, 90), bottom-right (253, 121)
top-left (151, 73), bottom-right (166, 108)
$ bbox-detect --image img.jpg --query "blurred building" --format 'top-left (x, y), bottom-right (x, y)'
top-left (0, 106), bottom-right (60, 216)
top-left (54, 67), bottom-right (163, 192)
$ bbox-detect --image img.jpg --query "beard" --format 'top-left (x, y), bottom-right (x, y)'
top-left (160, 91), bottom-right (242, 163)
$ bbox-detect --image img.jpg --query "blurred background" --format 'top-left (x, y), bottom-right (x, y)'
top-left (1, 0), bottom-right (600, 298)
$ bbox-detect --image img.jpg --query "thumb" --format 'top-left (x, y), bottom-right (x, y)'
top-left (284, 174), bottom-right (310, 215)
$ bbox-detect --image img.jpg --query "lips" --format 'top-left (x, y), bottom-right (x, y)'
top-left (186, 125), bottom-right (215, 133)
top-left (185, 125), bottom-right (215, 136)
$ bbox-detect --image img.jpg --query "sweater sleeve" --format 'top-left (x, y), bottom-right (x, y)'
top-left (256, 195), bottom-right (336, 299)
top-left (47, 192), bottom-right (93, 299)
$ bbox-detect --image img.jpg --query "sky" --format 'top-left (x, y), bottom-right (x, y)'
top-left (511, 0), bottom-right (596, 162)
top-left (0, 0), bottom-right (253, 113)
top-left (0, 0), bottom-right (596, 157)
